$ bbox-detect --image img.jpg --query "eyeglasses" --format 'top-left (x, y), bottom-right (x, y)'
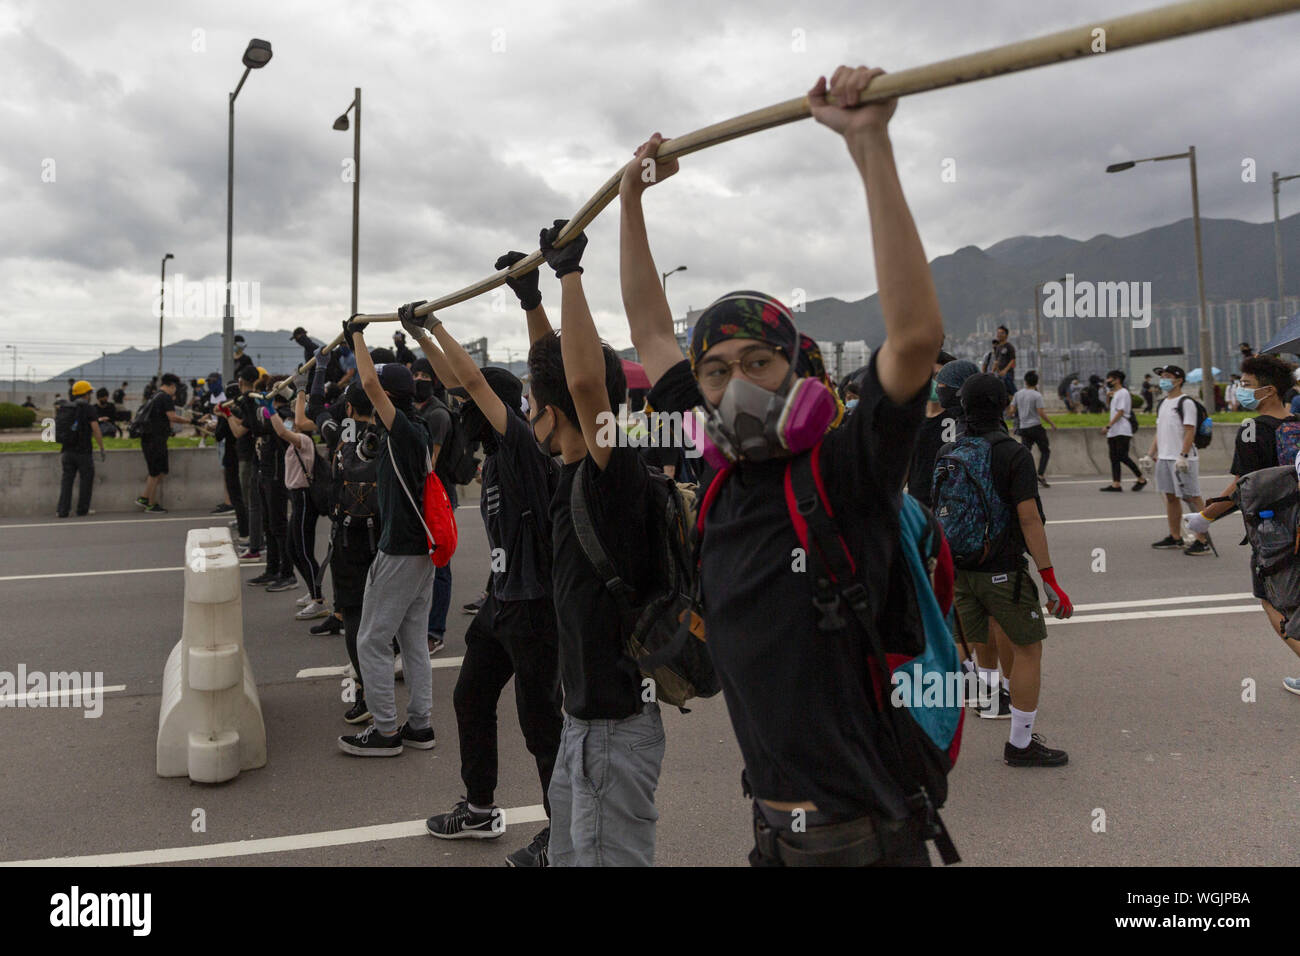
top-left (695, 345), bottom-right (786, 391)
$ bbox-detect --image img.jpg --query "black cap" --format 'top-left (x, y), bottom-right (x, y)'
top-left (1154, 364), bottom-right (1185, 379)
top-left (375, 362), bottom-right (414, 399)
top-left (291, 327), bottom-right (307, 339)
top-left (958, 372), bottom-right (1007, 412)
top-left (411, 358), bottom-right (434, 379)
top-left (234, 334), bottom-right (246, 344)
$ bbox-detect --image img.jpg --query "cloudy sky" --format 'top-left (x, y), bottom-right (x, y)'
top-left (3, 0), bottom-right (1299, 378)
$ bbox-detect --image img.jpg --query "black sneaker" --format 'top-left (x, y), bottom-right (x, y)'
top-left (980, 687), bottom-right (1012, 719)
top-left (398, 722), bottom-right (436, 750)
top-left (145, 503), bottom-right (168, 514)
top-left (343, 700), bottom-right (371, 724)
top-left (1151, 535), bottom-right (1182, 549)
top-left (1004, 733), bottom-right (1069, 767)
top-left (266, 575), bottom-right (298, 592)
top-left (311, 615), bottom-right (344, 636)
top-left (211, 502), bottom-right (234, 514)
top-left (426, 799), bottom-right (504, 839)
top-left (1036, 475), bottom-right (1050, 488)
top-left (427, 634), bottom-right (445, 656)
top-left (338, 724), bottom-right (403, 757)
top-left (506, 826), bottom-right (550, 867)
top-left (134, 496), bottom-right (149, 509)
top-left (247, 571), bottom-right (277, 586)
top-left (463, 593), bottom-right (486, 614)
top-left (1099, 485), bottom-right (1122, 492)
top-left (1131, 479), bottom-right (1148, 492)
top-left (1183, 540), bottom-right (1211, 556)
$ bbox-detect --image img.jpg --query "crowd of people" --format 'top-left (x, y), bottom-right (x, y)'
top-left (39, 65), bottom-right (1300, 867)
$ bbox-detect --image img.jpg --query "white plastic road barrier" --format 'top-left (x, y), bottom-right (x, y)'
top-left (157, 527), bottom-right (266, 782)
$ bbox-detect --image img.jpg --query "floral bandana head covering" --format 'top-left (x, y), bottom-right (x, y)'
top-left (688, 291), bottom-right (799, 368)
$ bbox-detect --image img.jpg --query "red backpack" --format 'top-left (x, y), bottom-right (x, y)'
top-left (387, 436), bottom-right (458, 567)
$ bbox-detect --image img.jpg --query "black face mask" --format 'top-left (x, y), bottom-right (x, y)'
top-left (414, 379), bottom-right (434, 402)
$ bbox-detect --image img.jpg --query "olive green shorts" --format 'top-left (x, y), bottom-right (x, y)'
top-left (953, 568), bottom-right (1048, 647)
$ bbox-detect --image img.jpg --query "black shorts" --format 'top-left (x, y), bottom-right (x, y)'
top-left (141, 437), bottom-right (169, 476)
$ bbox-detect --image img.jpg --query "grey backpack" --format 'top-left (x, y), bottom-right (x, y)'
top-left (1221, 465), bottom-right (1300, 639)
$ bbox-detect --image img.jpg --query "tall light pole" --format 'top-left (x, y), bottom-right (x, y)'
top-left (1107, 147), bottom-right (1213, 409)
top-left (159, 252), bottom-right (173, 380)
top-left (5, 345), bottom-right (15, 403)
top-left (661, 264), bottom-right (687, 293)
top-left (222, 38), bottom-right (273, 387)
top-left (1272, 171), bottom-right (1300, 337)
top-left (333, 88), bottom-right (361, 316)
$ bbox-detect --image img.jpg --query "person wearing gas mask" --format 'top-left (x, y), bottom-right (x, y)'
top-left (337, 320), bottom-right (437, 757)
top-left (403, 297), bottom-right (563, 866)
top-left (614, 67), bottom-right (963, 865)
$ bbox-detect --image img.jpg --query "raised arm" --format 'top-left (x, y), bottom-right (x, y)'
top-left (398, 302), bottom-right (462, 388)
top-left (540, 219), bottom-right (611, 469)
top-left (619, 133), bottom-right (684, 385)
top-left (348, 319), bottom-right (396, 429)
top-left (426, 319), bottom-right (510, 438)
top-left (810, 66), bottom-right (943, 404)
top-left (495, 251), bottom-right (554, 345)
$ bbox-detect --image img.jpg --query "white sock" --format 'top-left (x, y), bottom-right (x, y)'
top-left (1009, 706), bottom-right (1037, 749)
top-left (1000, 676), bottom-right (1010, 692)
top-left (962, 658), bottom-right (976, 674)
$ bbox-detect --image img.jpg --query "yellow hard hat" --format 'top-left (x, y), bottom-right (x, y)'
top-left (197, 377), bottom-right (206, 385)
top-left (256, 366), bottom-right (268, 378)
top-left (72, 380), bottom-right (93, 397)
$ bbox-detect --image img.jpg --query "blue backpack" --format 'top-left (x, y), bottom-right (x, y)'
top-left (931, 433), bottom-right (1017, 570)
top-left (1267, 415), bottom-right (1300, 469)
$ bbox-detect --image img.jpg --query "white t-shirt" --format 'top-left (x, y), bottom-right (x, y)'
top-left (1106, 388), bottom-right (1133, 438)
top-left (1012, 388), bottom-right (1043, 429)
top-left (1155, 393), bottom-right (1198, 459)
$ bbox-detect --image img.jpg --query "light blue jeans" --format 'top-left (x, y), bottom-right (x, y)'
top-left (547, 702), bottom-right (665, 867)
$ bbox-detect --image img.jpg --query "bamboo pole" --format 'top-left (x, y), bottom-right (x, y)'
top-left (293, 0), bottom-right (1300, 382)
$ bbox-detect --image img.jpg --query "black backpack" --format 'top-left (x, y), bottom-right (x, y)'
top-left (54, 402), bottom-right (81, 446)
top-left (127, 394), bottom-right (159, 439)
top-left (1159, 395), bottom-right (1214, 450)
top-left (290, 438), bottom-right (333, 515)
top-left (421, 397), bottom-right (481, 486)
top-left (332, 441), bottom-right (380, 553)
top-left (570, 461), bottom-right (718, 711)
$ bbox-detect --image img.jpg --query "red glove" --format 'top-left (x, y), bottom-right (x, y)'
top-left (1039, 567), bottom-right (1072, 619)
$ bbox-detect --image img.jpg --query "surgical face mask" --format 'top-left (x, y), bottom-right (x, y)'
top-left (845, 398), bottom-right (860, 411)
top-left (1158, 378), bottom-right (1174, 393)
top-left (1236, 383), bottom-right (1268, 410)
top-left (232, 347), bottom-right (243, 358)
top-left (929, 378), bottom-right (939, 402)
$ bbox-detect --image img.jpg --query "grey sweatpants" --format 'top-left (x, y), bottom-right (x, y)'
top-left (547, 702), bottom-right (665, 867)
top-left (357, 550), bottom-right (436, 735)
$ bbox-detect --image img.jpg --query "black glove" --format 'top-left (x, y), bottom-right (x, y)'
top-left (539, 219), bottom-right (586, 278)
top-left (495, 251), bottom-right (542, 310)
top-left (343, 314), bottom-right (368, 339)
top-left (398, 301), bottom-right (428, 339)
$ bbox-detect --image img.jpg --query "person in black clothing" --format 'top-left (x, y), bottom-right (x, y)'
top-left (93, 388), bottom-right (118, 438)
top-left (212, 392), bottom-right (248, 540)
top-left (983, 326), bottom-right (1016, 395)
top-left (1140, 374), bottom-right (1156, 413)
top-left (617, 66), bottom-right (955, 867)
top-left (248, 386), bottom-right (295, 591)
top-left (290, 327), bottom-right (322, 365)
top-left (232, 336), bottom-right (256, 379)
top-left (57, 381), bottom-right (105, 518)
top-left (137, 373), bottom-right (196, 513)
top-left (416, 305), bottom-right (563, 866)
top-left (909, 358), bottom-right (977, 508)
top-left (228, 365), bottom-right (264, 559)
top-left (112, 382), bottom-right (127, 406)
top-left (1188, 354), bottom-right (1300, 664)
top-left (393, 330), bottom-right (417, 367)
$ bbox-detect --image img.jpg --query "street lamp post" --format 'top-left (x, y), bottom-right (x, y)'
top-left (5, 345), bottom-right (15, 403)
top-left (1106, 147), bottom-right (1213, 409)
top-left (661, 265), bottom-right (687, 293)
top-left (333, 88), bottom-right (361, 316)
top-left (1272, 171), bottom-right (1300, 334)
top-left (159, 253), bottom-right (173, 380)
top-left (1032, 275), bottom-right (1067, 385)
top-left (222, 39), bottom-right (273, 387)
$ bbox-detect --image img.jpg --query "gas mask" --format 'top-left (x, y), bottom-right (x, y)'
top-left (684, 367), bottom-right (837, 469)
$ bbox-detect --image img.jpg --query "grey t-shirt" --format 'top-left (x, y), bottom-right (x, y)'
top-left (1012, 388), bottom-right (1044, 429)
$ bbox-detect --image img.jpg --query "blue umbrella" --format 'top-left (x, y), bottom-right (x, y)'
top-left (1261, 314), bottom-right (1300, 356)
top-left (1185, 366), bottom-right (1221, 383)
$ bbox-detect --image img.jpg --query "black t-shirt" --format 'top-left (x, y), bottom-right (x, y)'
top-left (1230, 414), bottom-right (1293, 476)
top-left (111, 388), bottom-right (126, 405)
top-left (550, 441), bottom-right (654, 720)
top-left (147, 391), bottom-right (176, 440)
top-left (377, 407), bottom-right (434, 556)
top-left (481, 412), bottom-right (559, 602)
top-left (648, 354), bottom-right (932, 820)
top-left (232, 398), bottom-right (257, 462)
top-left (213, 416), bottom-right (238, 467)
top-left (64, 400), bottom-right (95, 454)
top-left (234, 353), bottom-right (255, 378)
top-left (96, 401), bottom-right (116, 424)
top-left (908, 406), bottom-right (965, 508)
top-left (417, 398), bottom-right (454, 484)
top-left (985, 342), bottom-right (1015, 374)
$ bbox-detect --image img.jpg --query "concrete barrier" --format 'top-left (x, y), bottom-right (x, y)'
top-left (0, 446), bottom-right (226, 517)
top-left (1040, 423), bottom-right (1234, 477)
top-left (157, 526), bottom-right (266, 783)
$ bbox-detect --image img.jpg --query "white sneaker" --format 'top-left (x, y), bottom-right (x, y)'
top-left (344, 663), bottom-right (357, 680)
top-left (295, 600), bottom-right (330, 620)
top-left (296, 594), bottom-right (313, 607)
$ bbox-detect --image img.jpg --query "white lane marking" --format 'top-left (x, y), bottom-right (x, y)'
top-left (0, 563), bottom-right (264, 582)
top-left (1050, 514), bottom-right (1165, 525)
top-left (1068, 592), bottom-right (1255, 613)
top-left (297, 657), bottom-right (465, 679)
top-left (1044, 474), bottom-right (1230, 486)
top-left (0, 515), bottom-right (218, 530)
top-left (0, 685), bottom-right (126, 705)
top-left (0, 804), bottom-right (549, 867)
top-left (1046, 604), bottom-right (1262, 626)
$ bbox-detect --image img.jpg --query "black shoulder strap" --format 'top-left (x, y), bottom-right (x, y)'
top-left (790, 454), bottom-right (960, 865)
top-left (570, 459), bottom-right (635, 606)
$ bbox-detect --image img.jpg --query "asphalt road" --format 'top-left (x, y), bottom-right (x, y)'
top-left (1, 472), bottom-right (1296, 867)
